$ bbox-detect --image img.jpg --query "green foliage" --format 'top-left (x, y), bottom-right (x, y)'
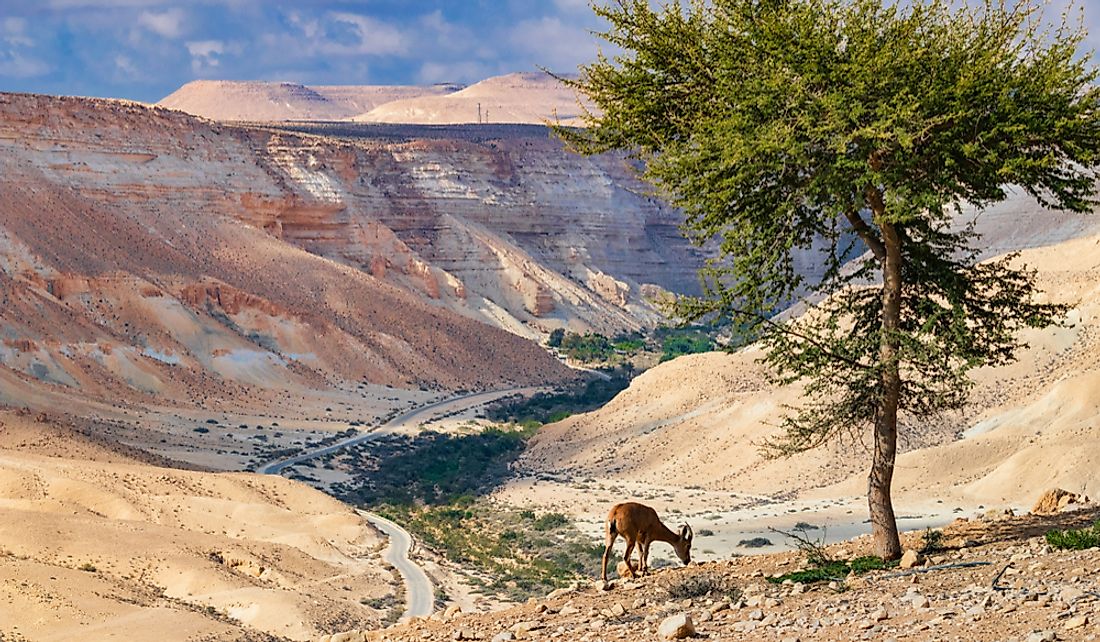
top-left (547, 328), bottom-right (566, 348)
top-left (379, 501), bottom-right (603, 601)
top-left (532, 512), bottom-right (570, 531)
top-left (564, 0), bottom-right (1100, 551)
top-left (485, 373), bottom-right (630, 427)
top-left (768, 556), bottom-right (893, 584)
top-left (559, 332), bottom-right (615, 362)
top-left (341, 428), bottom-right (529, 506)
top-left (1045, 520), bottom-right (1100, 550)
top-left (78, 562), bottom-right (97, 573)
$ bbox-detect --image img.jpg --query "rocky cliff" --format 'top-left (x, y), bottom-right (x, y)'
top-left (0, 92), bottom-right (587, 430)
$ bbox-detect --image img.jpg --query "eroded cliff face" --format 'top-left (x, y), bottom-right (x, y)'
top-left (0, 92), bottom-right (580, 420)
top-left (246, 123), bottom-right (707, 336)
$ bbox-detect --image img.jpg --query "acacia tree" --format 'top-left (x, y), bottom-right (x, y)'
top-left (564, 0), bottom-right (1100, 558)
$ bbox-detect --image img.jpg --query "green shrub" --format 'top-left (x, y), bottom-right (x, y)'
top-left (1046, 520), bottom-right (1100, 550)
top-left (533, 512), bottom-right (569, 531)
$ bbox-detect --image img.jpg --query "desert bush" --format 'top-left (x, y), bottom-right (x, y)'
top-left (662, 571), bottom-right (742, 602)
top-left (738, 537), bottom-right (772, 548)
top-left (920, 528), bottom-right (945, 554)
top-left (1046, 520), bottom-right (1100, 550)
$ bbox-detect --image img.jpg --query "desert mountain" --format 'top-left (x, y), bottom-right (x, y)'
top-left (157, 80), bottom-right (462, 121)
top-left (354, 72), bottom-right (590, 125)
top-left (518, 199), bottom-right (1100, 508)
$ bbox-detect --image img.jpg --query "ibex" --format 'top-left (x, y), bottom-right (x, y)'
top-left (601, 502), bottom-right (693, 581)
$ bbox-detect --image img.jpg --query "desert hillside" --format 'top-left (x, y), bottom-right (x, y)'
top-left (0, 410), bottom-right (397, 641)
top-left (355, 72), bottom-right (591, 125)
top-left (157, 80), bottom-right (462, 122)
top-left (517, 221), bottom-right (1100, 512)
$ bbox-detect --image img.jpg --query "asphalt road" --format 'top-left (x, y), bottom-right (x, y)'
top-left (258, 386), bottom-right (544, 619)
top-left (258, 386), bottom-right (540, 475)
top-left (359, 510), bottom-right (435, 619)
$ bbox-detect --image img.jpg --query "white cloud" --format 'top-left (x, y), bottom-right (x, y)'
top-left (507, 16), bottom-right (600, 72)
top-left (137, 8), bottom-right (186, 38)
top-left (324, 12), bottom-right (407, 56)
top-left (185, 39), bottom-right (239, 73)
top-left (417, 60), bottom-right (492, 84)
top-left (0, 51), bottom-right (51, 77)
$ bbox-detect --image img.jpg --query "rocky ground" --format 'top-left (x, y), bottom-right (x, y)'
top-left (364, 508), bottom-right (1100, 642)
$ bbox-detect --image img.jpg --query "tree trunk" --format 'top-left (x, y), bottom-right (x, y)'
top-left (871, 214), bottom-right (903, 560)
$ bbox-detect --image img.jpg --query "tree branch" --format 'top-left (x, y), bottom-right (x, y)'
top-left (844, 208), bottom-right (887, 262)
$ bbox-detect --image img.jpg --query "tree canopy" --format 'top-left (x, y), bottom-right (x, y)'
top-left (563, 0), bottom-right (1100, 557)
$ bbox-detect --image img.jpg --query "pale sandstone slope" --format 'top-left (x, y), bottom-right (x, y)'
top-left (354, 72), bottom-right (590, 125)
top-left (157, 80), bottom-right (461, 121)
top-left (521, 214), bottom-right (1100, 507)
top-left (0, 411), bottom-right (394, 642)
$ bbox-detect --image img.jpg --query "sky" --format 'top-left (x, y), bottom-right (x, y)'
top-left (0, 1), bottom-right (1097, 104)
top-left (0, 0), bottom-right (610, 102)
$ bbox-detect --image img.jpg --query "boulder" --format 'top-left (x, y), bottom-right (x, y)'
top-left (899, 550), bottom-right (922, 569)
top-left (1031, 488), bottom-right (1080, 515)
top-left (657, 613), bottom-right (695, 639)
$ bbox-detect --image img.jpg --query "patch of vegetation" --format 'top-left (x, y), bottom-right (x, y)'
top-left (484, 372), bottom-right (630, 427)
top-left (919, 528), bottom-right (945, 554)
top-left (738, 537), bottom-right (772, 548)
top-left (549, 325), bottom-right (723, 367)
top-left (661, 570), bottom-right (742, 602)
top-left (78, 562), bottom-right (97, 572)
top-left (654, 326), bottom-right (715, 362)
top-left (378, 501), bottom-right (603, 602)
top-left (766, 526), bottom-right (896, 584)
top-left (1046, 520), bottom-right (1100, 551)
top-left (558, 332), bottom-right (615, 362)
top-left (533, 512), bottom-right (569, 531)
top-left (338, 428), bottom-right (529, 506)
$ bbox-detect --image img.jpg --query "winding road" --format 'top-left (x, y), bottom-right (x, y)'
top-left (259, 386), bottom-right (544, 619)
top-left (359, 510), bottom-right (435, 618)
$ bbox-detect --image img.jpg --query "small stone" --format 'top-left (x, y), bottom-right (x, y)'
top-left (609, 602), bottom-right (626, 617)
top-left (748, 609), bottom-right (764, 621)
top-left (1064, 615), bottom-right (1089, 630)
top-left (899, 550), bottom-right (922, 569)
top-left (870, 608), bottom-right (888, 622)
top-left (491, 633), bottom-right (515, 642)
top-left (1059, 587), bottom-right (1085, 604)
top-left (631, 598), bottom-right (646, 610)
top-left (616, 560), bottom-right (638, 579)
top-left (696, 609), bottom-right (712, 622)
top-left (510, 621), bottom-right (544, 635)
top-left (1026, 631), bottom-right (1058, 642)
top-left (657, 613), bottom-right (695, 640)
top-left (911, 595), bottom-right (930, 609)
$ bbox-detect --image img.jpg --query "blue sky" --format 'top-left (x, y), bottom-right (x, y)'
top-left (0, 1), bottom-right (1097, 103)
top-left (0, 0), bottom-right (609, 102)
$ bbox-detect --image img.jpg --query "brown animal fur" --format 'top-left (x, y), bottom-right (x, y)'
top-left (601, 502), bottom-right (693, 581)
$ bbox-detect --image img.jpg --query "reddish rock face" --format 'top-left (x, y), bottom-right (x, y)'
top-left (0, 91), bottom-right (581, 412)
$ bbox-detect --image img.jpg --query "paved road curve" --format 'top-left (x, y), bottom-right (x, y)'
top-left (359, 510), bottom-right (435, 619)
top-left (258, 386), bottom-right (541, 475)
top-left (258, 386), bottom-right (544, 619)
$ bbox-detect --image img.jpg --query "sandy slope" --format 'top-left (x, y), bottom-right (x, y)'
top-left (157, 81), bottom-right (461, 122)
top-left (0, 410), bottom-right (394, 641)
top-left (517, 224), bottom-right (1100, 513)
top-left (354, 72), bottom-right (591, 125)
